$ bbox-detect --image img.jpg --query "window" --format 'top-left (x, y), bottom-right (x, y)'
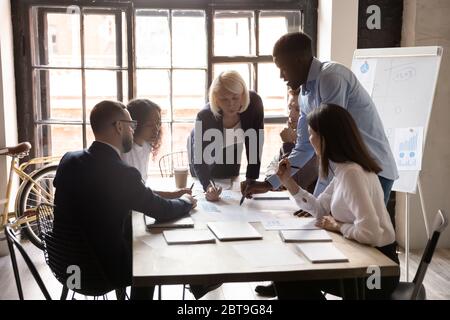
top-left (13, 0), bottom-right (317, 175)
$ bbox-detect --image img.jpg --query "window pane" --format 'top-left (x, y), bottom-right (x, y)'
top-left (136, 69), bottom-right (170, 120)
top-left (173, 70), bottom-right (206, 120)
top-left (172, 10), bottom-right (206, 68)
top-left (136, 9), bottom-right (170, 68)
top-left (86, 125), bottom-right (95, 147)
top-left (147, 123), bottom-right (171, 175)
top-left (259, 11), bottom-right (302, 55)
top-left (84, 12), bottom-right (126, 67)
top-left (37, 124), bottom-right (83, 157)
top-left (85, 70), bottom-right (128, 115)
top-left (214, 11), bottom-right (255, 56)
top-left (258, 63), bottom-right (287, 116)
top-left (32, 8), bottom-right (81, 67)
top-left (213, 63), bottom-right (254, 91)
top-left (260, 123), bottom-right (287, 174)
top-left (34, 69), bottom-right (82, 121)
top-left (173, 122), bottom-right (194, 153)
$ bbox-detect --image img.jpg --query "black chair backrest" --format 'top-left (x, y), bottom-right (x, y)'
top-left (5, 224), bottom-right (52, 300)
top-left (411, 209), bottom-right (448, 299)
top-left (36, 204), bottom-right (115, 296)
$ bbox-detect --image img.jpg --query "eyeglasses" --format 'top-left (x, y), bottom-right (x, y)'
top-left (113, 119), bottom-right (137, 130)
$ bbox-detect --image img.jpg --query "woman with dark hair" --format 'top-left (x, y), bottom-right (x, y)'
top-left (274, 103), bottom-right (399, 300)
top-left (122, 99), bottom-right (191, 199)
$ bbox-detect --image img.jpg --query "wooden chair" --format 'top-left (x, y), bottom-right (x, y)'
top-left (158, 151), bottom-right (188, 177)
top-left (391, 209), bottom-right (448, 300)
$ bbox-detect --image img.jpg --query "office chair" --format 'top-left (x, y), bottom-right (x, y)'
top-left (391, 209), bottom-right (448, 300)
top-left (36, 204), bottom-right (126, 300)
top-left (158, 151), bottom-right (189, 177)
top-left (5, 224), bottom-right (52, 300)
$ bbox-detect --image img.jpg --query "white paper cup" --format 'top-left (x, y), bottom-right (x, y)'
top-left (174, 167), bottom-right (188, 189)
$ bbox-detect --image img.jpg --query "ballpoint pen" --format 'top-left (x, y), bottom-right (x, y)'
top-left (189, 182), bottom-right (194, 191)
top-left (240, 185), bottom-right (248, 206)
top-left (209, 179), bottom-right (217, 191)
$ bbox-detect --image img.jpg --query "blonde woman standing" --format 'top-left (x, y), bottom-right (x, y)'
top-left (189, 70), bottom-right (264, 202)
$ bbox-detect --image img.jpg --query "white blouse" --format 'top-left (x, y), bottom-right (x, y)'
top-left (289, 162), bottom-right (395, 247)
top-left (121, 141), bottom-right (152, 181)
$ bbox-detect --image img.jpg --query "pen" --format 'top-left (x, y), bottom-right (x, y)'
top-left (240, 185), bottom-right (248, 206)
top-left (209, 179), bottom-right (217, 191)
top-left (189, 183), bottom-right (194, 191)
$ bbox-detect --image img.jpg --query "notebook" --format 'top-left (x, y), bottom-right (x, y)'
top-left (207, 222), bottom-right (263, 241)
top-left (144, 215), bottom-right (194, 229)
top-left (279, 229), bottom-right (332, 243)
top-left (296, 243), bottom-right (349, 263)
top-left (163, 229), bottom-right (216, 245)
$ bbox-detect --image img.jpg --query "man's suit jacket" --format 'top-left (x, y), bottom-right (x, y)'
top-left (53, 141), bottom-right (192, 286)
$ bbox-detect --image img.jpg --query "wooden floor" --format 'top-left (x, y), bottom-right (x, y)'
top-left (0, 240), bottom-right (449, 300)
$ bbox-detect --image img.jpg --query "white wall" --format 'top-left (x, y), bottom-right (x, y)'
top-left (317, 0), bottom-right (359, 68)
top-left (0, 0), bottom-right (18, 211)
top-left (397, 0), bottom-right (450, 249)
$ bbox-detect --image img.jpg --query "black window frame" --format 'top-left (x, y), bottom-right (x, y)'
top-left (12, 0), bottom-right (318, 158)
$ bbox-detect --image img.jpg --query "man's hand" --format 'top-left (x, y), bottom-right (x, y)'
top-left (180, 194), bottom-right (197, 209)
top-left (205, 184), bottom-right (222, 202)
top-left (240, 180), bottom-right (271, 199)
top-left (315, 215), bottom-right (342, 233)
top-left (280, 127), bottom-right (297, 144)
top-left (276, 158), bottom-right (292, 184)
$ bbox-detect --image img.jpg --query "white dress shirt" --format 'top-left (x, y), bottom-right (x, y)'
top-left (289, 162), bottom-right (395, 247)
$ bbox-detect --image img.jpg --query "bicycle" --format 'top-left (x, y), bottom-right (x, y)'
top-left (1, 142), bottom-right (59, 249)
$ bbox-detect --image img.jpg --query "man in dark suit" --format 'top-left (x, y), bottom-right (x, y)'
top-left (53, 100), bottom-right (196, 299)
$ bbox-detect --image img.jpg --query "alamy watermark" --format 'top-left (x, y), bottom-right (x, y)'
top-left (366, 5), bottom-right (381, 30)
top-left (366, 265), bottom-right (381, 290)
top-left (66, 265), bottom-right (81, 290)
top-left (191, 121), bottom-right (264, 165)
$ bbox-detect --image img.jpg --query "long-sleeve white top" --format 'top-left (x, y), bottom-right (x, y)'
top-left (289, 162), bottom-right (395, 247)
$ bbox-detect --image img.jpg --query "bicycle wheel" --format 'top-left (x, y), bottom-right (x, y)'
top-left (16, 165), bottom-right (58, 249)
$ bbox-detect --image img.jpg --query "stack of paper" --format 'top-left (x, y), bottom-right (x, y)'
top-left (207, 222), bottom-right (262, 241)
top-left (163, 229), bottom-right (216, 244)
top-left (296, 243), bottom-right (349, 263)
top-left (279, 229), bottom-right (332, 243)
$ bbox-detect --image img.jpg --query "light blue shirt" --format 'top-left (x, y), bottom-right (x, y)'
top-left (268, 58), bottom-right (398, 194)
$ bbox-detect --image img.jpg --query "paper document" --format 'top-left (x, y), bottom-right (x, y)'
top-left (163, 229), bottom-right (216, 244)
top-left (393, 127), bottom-right (424, 171)
top-left (232, 243), bottom-right (306, 268)
top-left (198, 200), bottom-right (221, 213)
top-left (296, 243), bottom-right (348, 263)
top-left (351, 59), bottom-right (377, 96)
top-left (279, 229), bottom-right (332, 242)
top-left (207, 222), bottom-right (262, 241)
top-left (262, 218), bottom-right (319, 230)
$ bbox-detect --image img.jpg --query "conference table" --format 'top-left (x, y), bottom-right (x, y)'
top-left (132, 177), bottom-right (399, 298)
